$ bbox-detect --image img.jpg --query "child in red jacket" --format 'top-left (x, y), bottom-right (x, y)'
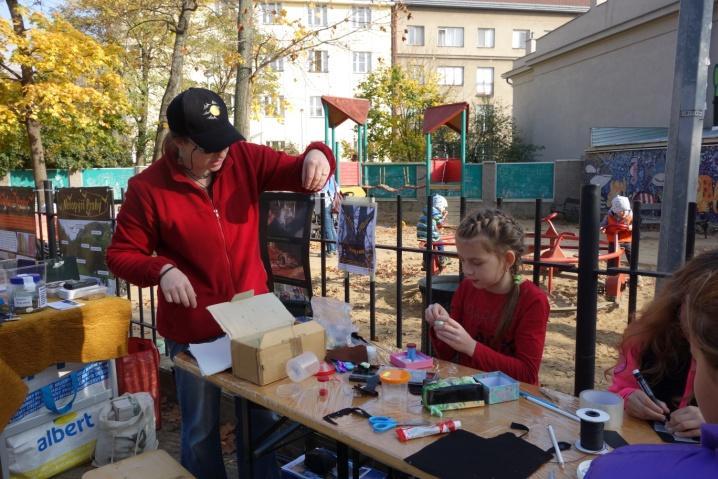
top-left (424, 209), bottom-right (550, 384)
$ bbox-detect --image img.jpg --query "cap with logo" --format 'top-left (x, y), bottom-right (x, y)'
top-left (166, 87), bottom-right (245, 153)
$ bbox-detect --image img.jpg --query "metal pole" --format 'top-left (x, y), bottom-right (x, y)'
top-left (574, 184), bottom-right (600, 395)
top-left (320, 193), bottom-right (327, 297)
top-left (533, 199), bottom-right (542, 285)
top-left (686, 202), bottom-right (697, 261)
top-left (396, 195), bottom-right (404, 349)
top-left (425, 133), bottom-right (432, 196)
top-left (657, 0), bottom-right (714, 279)
top-left (628, 199), bottom-right (642, 323)
top-left (422, 194), bottom-right (434, 354)
top-left (43, 180), bottom-right (57, 258)
top-left (460, 109), bottom-right (467, 197)
top-left (323, 103), bottom-right (329, 146)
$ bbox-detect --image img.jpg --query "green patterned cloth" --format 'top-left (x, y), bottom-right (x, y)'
top-left (422, 376), bottom-right (485, 417)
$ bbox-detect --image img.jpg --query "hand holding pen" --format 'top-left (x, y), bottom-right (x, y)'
top-left (630, 369), bottom-right (670, 422)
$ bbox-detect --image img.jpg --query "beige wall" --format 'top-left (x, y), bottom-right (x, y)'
top-left (507, 0), bottom-right (718, 161)
top-left (397, 7), bottom-right (580, 108)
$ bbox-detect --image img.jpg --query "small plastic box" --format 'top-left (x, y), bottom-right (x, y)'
top-left (389, 351), bottom-right (433, 369)
top-left (473, 371), bottom-right (519, 404)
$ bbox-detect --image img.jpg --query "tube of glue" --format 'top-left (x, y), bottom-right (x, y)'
top-left (395, 420), bottom-right (461, 442)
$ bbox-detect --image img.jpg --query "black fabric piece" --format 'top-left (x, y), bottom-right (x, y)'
top-left (425, 384), bottom-right (484, 405)
top-left (510, 422), bottom-right (529, 438)
top-left (604, 430), bottom-right (629, 449)
top-left (405, 429), bottom-right (552, 479)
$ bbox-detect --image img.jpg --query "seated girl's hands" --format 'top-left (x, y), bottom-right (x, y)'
top-left (432, 317), bottom-right (477, 357)
top-left (666, 406), bottom-right (704, 438)
top-left (625, 390), bottom-right (669, 422)
top-left (425, 303), bottom-right (450, 328)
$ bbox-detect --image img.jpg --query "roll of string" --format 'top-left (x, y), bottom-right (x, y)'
top-left (577, 408), bottom-right (610, 452)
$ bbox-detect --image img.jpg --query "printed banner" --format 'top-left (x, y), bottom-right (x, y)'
top-left (337, 198), bottom-right (377, 276)
top-left (55, 188), bottom-right (115, 292)
top-left (0, 187), bottom-right (37, 258)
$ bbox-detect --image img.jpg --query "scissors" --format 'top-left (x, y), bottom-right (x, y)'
top-left (368, 416), bottom-right (429, 432)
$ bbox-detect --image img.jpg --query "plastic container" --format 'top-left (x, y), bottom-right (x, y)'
top-left (379, 369), bottom-right (411, 408)
top-left (9, 274), bottom-right (47, 314)
top-left (579, 389), bottom-right (624, 431)
top-left (286, 352), bottom-right (320, 382)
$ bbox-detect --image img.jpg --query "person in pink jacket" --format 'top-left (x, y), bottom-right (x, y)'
top-left (607, 252), bottom-right (718, 439)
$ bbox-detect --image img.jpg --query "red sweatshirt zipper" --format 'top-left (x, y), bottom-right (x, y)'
top-left (198, 186), bottom-right (233, 287)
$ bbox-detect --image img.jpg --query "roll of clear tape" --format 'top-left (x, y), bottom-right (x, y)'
top-left (579, 390), bottom-right (624, 431)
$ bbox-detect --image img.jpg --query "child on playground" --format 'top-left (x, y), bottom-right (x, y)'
top-left (601, 195), bottom-right (633, 262)
top-left (417, 195), bottom-right (449, 268)
top-left (607, 251), bottom-right (718, 439)
top-left (587, 251), bottom-right (718, 478)
top-left (424, 209), bottom-right (550, 385)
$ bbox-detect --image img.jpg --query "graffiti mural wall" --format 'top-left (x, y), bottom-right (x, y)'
top-left (584, 144), bottom-right (718, 221)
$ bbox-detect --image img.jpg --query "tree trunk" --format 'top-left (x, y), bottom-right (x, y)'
top-left (152, 0), bottom-right (198, 162)
top-left (7, 0), bottom-right (47, 189)
top-left (136, 45), bottom-right (151, 165)
top-left (234, 0), bottom-right (254, 138)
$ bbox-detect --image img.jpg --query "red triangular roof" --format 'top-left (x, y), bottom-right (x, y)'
top-left (321, 96), bottom-right (370, 128)
top-left (423, 102), bottom-right (469, 134)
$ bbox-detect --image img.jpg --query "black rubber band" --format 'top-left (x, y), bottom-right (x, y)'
top-left (158, 265), bottom-right (176, 282)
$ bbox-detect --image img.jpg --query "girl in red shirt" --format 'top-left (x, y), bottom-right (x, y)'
top-left (425, 209), bottom-right (550, 384)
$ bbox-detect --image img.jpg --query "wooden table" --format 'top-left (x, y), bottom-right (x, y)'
top-left (174, 353), bottom-right (659, 479)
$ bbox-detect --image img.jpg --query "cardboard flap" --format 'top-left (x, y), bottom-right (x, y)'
top-left (207, 293), bottom-right (295, 340)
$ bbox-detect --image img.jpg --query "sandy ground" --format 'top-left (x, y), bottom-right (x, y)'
top-left (308, 218), bottom-right (717, 395)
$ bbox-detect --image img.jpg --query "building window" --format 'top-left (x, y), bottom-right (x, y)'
top-left (476, 67), bottom-right (494, 96)
top-left (260, 2), bottom-right (281, 24)
top-left (307, 4), bottom-right (327, 27)
top-left (437, 66), bottom-right (463, 86)
top-left (353, 52), bottom-right (372, 74)
top-left (512, 29), bottom-right (530, 49)
top-left (266, 140), bottom-right (286, 150)
top-left (409, 64), bottom-right (425, 84)
top-left (310, 96), bottom-right (324, 117)
top-left (262, 95), bottom-right (285, 117)
top-left (438, 27), bottom-right (464, 47)
top-left (308, 50), bottom-right (328, 73)
top-left (352, 6), bottom-right (371, 28)
top-left (269, 57), bottom-right (284, 72)
top-left (477, 28), bottom-right (495, 48)
top-left (407, 25), bottom-right (424, 46)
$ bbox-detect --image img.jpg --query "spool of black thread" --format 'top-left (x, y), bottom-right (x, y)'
top-left (576, 407), bottom-right (609, 453)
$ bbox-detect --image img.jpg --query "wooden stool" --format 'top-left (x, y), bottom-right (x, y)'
top-left (82, 450), bottom-right (194, 479)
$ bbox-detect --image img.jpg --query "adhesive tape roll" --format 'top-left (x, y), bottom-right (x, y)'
top-left (579, 390), bottom-right (624, 431)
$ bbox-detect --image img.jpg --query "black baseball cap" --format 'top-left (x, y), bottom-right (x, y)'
top-left (166, 87), bottom-right (244, 153)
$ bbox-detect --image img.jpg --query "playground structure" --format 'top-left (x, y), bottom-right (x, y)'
top-left (523, 212), bottom-right (628, 300)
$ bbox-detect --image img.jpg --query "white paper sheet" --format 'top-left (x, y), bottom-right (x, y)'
top-left (188, 335), bottom-right (231, 376)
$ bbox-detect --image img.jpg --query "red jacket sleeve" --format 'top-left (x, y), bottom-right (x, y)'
top-left (247, 141), bottom-right (336, 193)
top-left (468, 288), bottom-right (549, 384)
top-left (429, 281), bottom-right (466, 361)
top-left (608, 348), bottom-right (641, 405)
top-left (106, 178), bottom-right (175, 287)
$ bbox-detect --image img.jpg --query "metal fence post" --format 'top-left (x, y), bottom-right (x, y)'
top-left (533, 199), bottom-right (542, 285)
top-left (43, 180), bottom-right (57, 258)
top-left (396, 195), bottom-right (404, 348)
top-left (628, 200), bottom-right (642, 323)
top-left (574, 184), bottom-right (600, 395)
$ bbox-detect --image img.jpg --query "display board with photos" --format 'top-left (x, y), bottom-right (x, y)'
top-left (55, 187), bottom-right (116, 294)
top-left (258, 192), bottom-right (314, 311)
top-left (0, 187), bottom-right (38, 259)
top-left (337, 198), bottom-right (377, 276)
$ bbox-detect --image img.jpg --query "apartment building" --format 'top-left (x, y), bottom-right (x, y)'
top-left (397, 0), bottom-right (589, 109)
top-left (249, 0), bottom-right (392, 152)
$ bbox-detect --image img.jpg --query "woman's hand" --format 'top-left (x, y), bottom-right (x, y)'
top-left (432, 317), bottom-right (477, 357)
top-left (302, 149), bottom-right (331, 191)
top-left (666, 406), bottom-right (704, 438)
top-left (160, 265), bottom-right (197, 308)
top-left (625, 390), bottom-right (669, 422)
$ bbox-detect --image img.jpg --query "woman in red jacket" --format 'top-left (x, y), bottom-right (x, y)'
top-left (107, 88), bottom-right (334, 479)
top-left (424, 209), bottom-right (550, 385)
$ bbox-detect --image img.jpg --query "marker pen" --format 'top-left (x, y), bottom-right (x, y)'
top-left (632, 369), bottom-right (663, 409)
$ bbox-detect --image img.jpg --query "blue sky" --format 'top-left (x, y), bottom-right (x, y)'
top-left (1, 0), bottom-right (62, 20)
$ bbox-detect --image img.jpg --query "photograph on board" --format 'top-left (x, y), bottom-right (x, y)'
top-left (266, 199), bottom-right (310, 239)
top-left (267, 241), bottom-right (305, 281)
top-left (337, 198), bottom-right (377, 276)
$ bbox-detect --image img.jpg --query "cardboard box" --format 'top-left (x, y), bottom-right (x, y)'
top-left (208, 293), bottom-right (326, 385)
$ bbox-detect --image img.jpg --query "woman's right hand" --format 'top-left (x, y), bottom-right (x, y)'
top-left (160, 265), bottom-right (197, 308)
top-left (425, 303), bottom-right (450, 328)
top-left (625, 390), bottom-right (669, 422)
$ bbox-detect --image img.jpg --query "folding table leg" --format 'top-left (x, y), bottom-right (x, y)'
top-left (336, 442), bottom-right (349, 479)
top-left (237, 396), bottom-right (253, 479)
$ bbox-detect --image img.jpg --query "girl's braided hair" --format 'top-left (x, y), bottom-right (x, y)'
top-left (457, 209), bottom-right (525, 347)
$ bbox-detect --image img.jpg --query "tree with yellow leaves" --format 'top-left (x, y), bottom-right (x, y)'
top-left (0, 0), bottom-right (130, 186)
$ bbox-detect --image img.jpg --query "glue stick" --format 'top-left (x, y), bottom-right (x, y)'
top-left (395, 420), bottom-right (461, 442)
